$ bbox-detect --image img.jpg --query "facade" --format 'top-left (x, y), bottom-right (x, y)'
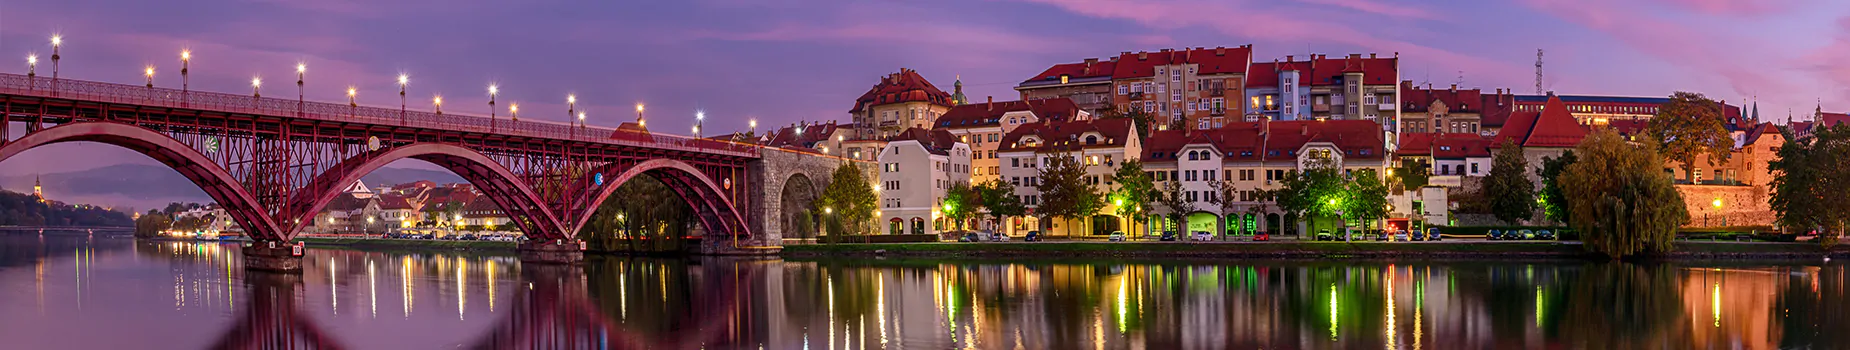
top-left (460, 196), bottom-right (512, 231)
top-left (757, 120), bottom-right (861, 158)
top-left (849, 68), bottom-right (955, 140)
top-left (934, 98), bottom-right (1088, 184)
top-left (1791, 110), bottom-right (1849, 139)
top-left (876, 128), bottom-right (971, 235)
top-left (996, 118), bottom-right (1141, 237)
top-left (1109, 47), bottom-right (1254, 131)
top-left (1140, 120), bottom-right (1388, 238)
top-left (1511, 94), bottom-right (1746, 128)
top-left (1244, 54), bottom-right (1401, 125)
top-left (378, 194), bottom-right (422, 228)
top-left (1016, 58), bottom-right (1117, 114)
top-left (1398, 82), bottom-right (1516, 136)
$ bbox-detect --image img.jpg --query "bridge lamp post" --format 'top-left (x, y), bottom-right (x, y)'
top-left (749, 118), bottom-right (757, 135)
top-left (251, 76), bottom-right (261, 98)
top-left (398, 74), bottom-right (409, 124)
top-left (49, 35), bottom-right (60, 93)
top-left (635, 103), bottom-right (646, 127)
top-left (26, 55), bottom-right (36, 90)
top-left (179, 50), bottom-right (190, 104)
top-left (488, 85), bottom-right (499, 131)
top-left (433, 95), bottom-right (443, 115)
top-left (296, 63), bottom-right (306, 116)
top-left (510, 103), bottom-right (519, 122)
top-left (567, 94), bottom-right (578, 136)
top-left (347, 87), bottom-right (357, 118)
top-left (695, 110), bottom-right (705, 138)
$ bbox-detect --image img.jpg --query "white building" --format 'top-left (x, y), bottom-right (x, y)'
top-left (877, 128), bottom-right (971, 236)
top-left (1141, 119), bottom-right (1388, 237)
top-left (996, 117), bottom-right (1140, 237)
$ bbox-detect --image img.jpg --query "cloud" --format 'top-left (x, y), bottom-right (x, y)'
top-left (1521, 0), bottom-right (1793, 101)
top-left (1796, 17), bottom-right (1850, 106)
top-left (1296, 0), bottom-right (1444, 21)
top-left (1645, 0), bottom-right (1791, 16)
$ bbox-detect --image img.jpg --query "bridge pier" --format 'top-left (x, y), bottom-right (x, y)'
top-left (242, 240), bottom-right (304, 273)
top-left (518, 239), bottom-right (586, 265)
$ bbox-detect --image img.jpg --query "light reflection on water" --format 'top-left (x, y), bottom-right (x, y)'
top-left (0, 236), bottom-right (1847, 349)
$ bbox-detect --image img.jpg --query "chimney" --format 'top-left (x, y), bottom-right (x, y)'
top-left (1450, 84), bottom-right (1457, 93)
top-left (1370, 53), bottom-right (1377, 59)
top-left (1349, 53), bottom-right (1361, 59)
top-left (1084, 57), bottom-right (1098, 66)
top-left (987, 96), bottom-right (994, 111)
top-left (1216, 46), bottom-right (1227, 56)
top-left (1287, 55), bottom-right (1294, 62)
top-left (1139, 51), bottom-right (1149, 60)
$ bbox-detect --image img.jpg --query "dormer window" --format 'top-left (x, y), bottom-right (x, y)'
top-left (1086, 136), bottom-right (1098, 145)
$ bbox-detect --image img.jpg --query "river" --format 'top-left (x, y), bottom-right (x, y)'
top-left (0, 235), bottom-right (1845, 349)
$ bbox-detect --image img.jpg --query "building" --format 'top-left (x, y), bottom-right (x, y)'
top-left (933, 97), bottom-right (1088, 184)
top-left (849, 68), bottom-right (956, 140)
top-left (31, 174), bottom-right (43, 202)
top-left (1245, 54), bottom-right (1401, 126)
top-left (1791, 109), bottom-right (1850, 139)
top-left (1511, 94), bottom-right (1746, 128)
top-left (1140, 120), bottom-right (1388, 238)
top-left (1109, 47), bottom-right (1254, 130)
top-left (314, 192), bottom-right (382, 234)
top-left (1398, 82), bottom-right (1516, 136)
top-left (876, 128), bottom-right (971, 235)
top-left (1395, 133), bottom-right (1494, 186)
top-left (460, 196), bottom-right (512, 231)
top-left (757, 120), bottom-right (861, 158)
top-left (996, 117), bottom-right (1140, 237)
top-left (1016, 57), bottom-right (1118, 115)
top-left (377, 194), bottom-right (423, 228)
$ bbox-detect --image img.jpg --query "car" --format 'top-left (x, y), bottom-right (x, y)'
top-left (1107, 231), bottom-right (1125, 242)
top-left (1485, 229), bottom-right (1503, 240)
top-left (1392, 230), bottom-right (1410, 242)
top-left (1425, 228), bottom-right (1443, 241)
top-left (989, 232), bottom-right (1010, 242)
top-left (1315, 229), bottom-right (1335, 241)
top-left (1254, 232), bottom-right (1270, 241)
top-left (1536, 229), bottom-right (1555, 240)
top-left (1159, 231), bottom-right (1178, 241)
top-left (1192, 231), bottom-right (1213, 241)
top-left (1374, 229), bottom-right (1390, 241)
top-left (955, 232), bottom-right (981, 242)
top-left (1025, 231), bottom-right (1042, 242)
top-left (1518, 229), bottom-right (1535, 240)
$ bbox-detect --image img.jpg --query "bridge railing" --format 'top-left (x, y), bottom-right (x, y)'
top-left (0, 74), bottom-right (759, 157)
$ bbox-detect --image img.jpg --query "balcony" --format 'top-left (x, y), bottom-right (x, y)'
top-left (1129, 92), bottom-right (1146, 100)
top-left (1210, 108), bottom-right (1226, 116)
top-left (1209, 89), bottom-right (1225, 97)
top-left (1311, 104), bottom-right (1331, 113)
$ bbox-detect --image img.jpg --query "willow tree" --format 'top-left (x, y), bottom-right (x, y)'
top-left (581, 175), bottom-right (692, 252)
top-left (1560, 129), bottom-right (1688, 258)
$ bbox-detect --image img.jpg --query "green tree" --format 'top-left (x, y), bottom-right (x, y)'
top-left (816, 162), bottom-right (877, 236)
top-left (1538, 150), bottom-right (1579, 224)
top-left (942, 181), bottom-right (978, 231)
top-left (1109, 159), bottom-right (1154, 235)
top-left (1561, 129), bottom-right (1688, 259)
top-left (1485, 139), bottom-right (1536, 224)
top-left (973, 179), bottom-right (1025, 231)
top-left (1394, 158), bottom-right (1432, 192)
top-left (1342, 169), bottom-right (1390, 230)
top-left (1646, 91), bottom-right (1733, 183)
top-left (1274, 167), bottom-right (1345, 237)
top-left (1036, 152), bottom-right (1102, 236)
top-left (580, 175), bottom-right (692, 252)
top-left (1769, 123), bottom-right (1850, 246)
top-left (135, 210), bottom-right (173, 238)
top-left (1152, 179), bottom-right (1195, 235)
top-left (1098, 106), bottom-right (1156, 140)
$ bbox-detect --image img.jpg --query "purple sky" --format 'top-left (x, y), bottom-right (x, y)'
top-left (4, 0), bottom-right (1848, 176)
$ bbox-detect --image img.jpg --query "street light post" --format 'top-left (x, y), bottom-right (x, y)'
top-left (568, 94), bottom-right (578, 137)
top-left (488, 85), bottom-right (499, 132)
top-left (635, 103), bottom-right (646, 127)
top-left (26, 55), bottom-right (36, 91)
top-left (251, 76), bottom-right (261, 98)
top-left (143, 66), bottom-right (155, 102)
top-left (49, 35), bottom-right (60, 95)
top-left (180, 50), bottom-right (190, 106)
top-left (347, 87), bottom-right (357, 118)
top-left (398, 74), bottom-right (409, 124)
top-left (295, 63), bottom-right (306, 117)
top-left (434, 95), bottom-right (443, 115)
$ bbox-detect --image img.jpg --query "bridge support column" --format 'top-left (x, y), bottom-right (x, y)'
top-left (518, 239), bottom-right (585, 265)
top-left (242, 240), bottom-right (304, 273)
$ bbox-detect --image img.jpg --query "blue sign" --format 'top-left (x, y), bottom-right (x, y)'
top-left (594, 173), bottom-right (605, 186)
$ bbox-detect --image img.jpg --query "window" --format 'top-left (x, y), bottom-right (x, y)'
top-left (1118, 84), bottom-right (1128, 95)
top-left (1173, 91), bottom-right (1182, 102)
top-left (1011, 158), bottom-right (1020, 167)
top-left (1131, 83), bottom-right (1143, 93)
top-left (1364, 95), bottom-right (1376, 105)
top-left (1188, 101), bottom-right (1198, 111)
top-left (1470, 163), bottom-right (1479, 174)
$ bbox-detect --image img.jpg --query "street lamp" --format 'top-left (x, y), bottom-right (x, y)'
top-left (567, 94), bottom-right (577, 125)
top-left (695, 110), bottom-right (705, 138)
top-left (179, 50), bottom-right (190, 97)
top-left (397, 74), bottom-right (409, 123)
top-left (49, 35), bottom-right (61, 82)
top-left (295, 63), bottom-right (306, 116)
top-left (251, 76), bottom-right (261, 98)
top-left (488, 84), bottom-right (499, 130)
top-left (635, 103), bottom-right (646, 127)
top-left (26, 54), bottom-right (36, 80)
top-left (144, 65), bottom-right (155, 88)
top-left (433, 95), bottom-right (443, 115)
top-left (510, 103), bottom-right (519, 122)
top-left (347, 86), bottom-right (357, 118)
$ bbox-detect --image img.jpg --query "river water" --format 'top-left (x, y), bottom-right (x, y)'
top-left (0, 236), bottom-right (1846, 349)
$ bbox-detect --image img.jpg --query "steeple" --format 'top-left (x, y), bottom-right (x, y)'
top-left (1751, 96), bottom-right (1760, 123)
top-left (949, 75), bottom-right (969, 105)
top-left (32, 174), bottom-right (42, 202)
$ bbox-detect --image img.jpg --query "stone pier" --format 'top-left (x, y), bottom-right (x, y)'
top-left (518, 239), bottom-right (586, 265)
top-left (242, 240), bottom-right (304, 272)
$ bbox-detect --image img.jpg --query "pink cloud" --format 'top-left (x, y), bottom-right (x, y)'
top-left (1296, 0), bottom-right (1444, 21)
top-left (1522, 0), bottom-right (1793, 101)
top-left (1796, 17), bottom-right (1850, 106)
top-left (1645, 0), bottom-right (1791, 16)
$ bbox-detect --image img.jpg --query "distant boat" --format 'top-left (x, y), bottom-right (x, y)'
top-left (193, 234), bottom-right (218, 242)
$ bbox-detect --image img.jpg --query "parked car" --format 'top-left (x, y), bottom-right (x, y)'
top-left (1159, 231), bottom-right (1178, 241)
top-left (989, 232), bottom-right (1010, 242)
top-left (1107, 231), bottom-right (1125, 242)
top-left (1392, 230), bottom-right (1410, 242)
top-left (1374, 229), bottom-right (1390, 241)
top-left (1426, 228), bottom-right (1443, 241)
top-left (1536, 229), bottom-right (1556, 240)
top-left (1191, 231), bottom-right (1213, 241)
top-left (1486, 229), bottom-right (1503, 240)
top-left (1254, 232), bottom-right (1270, 241)
top-left (1316, 229), bottom-right (1335, 241)
top-left (1518, 229), bottom-right (1535, 240)
top-left (958, 232), bottom-right (982, 242)
top-left (1025, 231), bottom-right (1042, 242)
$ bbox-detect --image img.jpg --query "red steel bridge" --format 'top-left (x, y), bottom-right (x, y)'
top-left (0, 73), bottom-right (762, 269)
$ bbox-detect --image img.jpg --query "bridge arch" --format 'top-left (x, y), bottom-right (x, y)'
top-left (0, 121), bottom-right (283, 240)
top-left (777, 172), bottom-right (821, 239)
top-left (279, 143), bottom-right (565, 240)
top-left (574, 159), bottom-right (751, 242)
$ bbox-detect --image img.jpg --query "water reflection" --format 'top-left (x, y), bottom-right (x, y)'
top-left (2, 236), bottom-right (1850, 349)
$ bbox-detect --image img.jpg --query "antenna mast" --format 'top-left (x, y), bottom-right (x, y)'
top-left (1534, 49), bottom-right (1545, 95)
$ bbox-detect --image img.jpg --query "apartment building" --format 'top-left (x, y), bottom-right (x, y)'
top-left (1139, 120), bottom-right (1388, 238)
top-left (1016, 58), bottom-right (1117, 115)
top-left (1511, 94), bottom-right (1745, 128)
top-left (1398, 82), bottom-right (1516, 137)
top-left (877, 128), bottom-right (971, 235)
top-left (995, 118), bottom-right (1140, 237)
top-left (1245, 54), bottom-right (1401, 125)
top-left (850, 68), bottom-right (956, 140)
top-left (933, 97), bottom-right (1088, 184)
top-left (1109, 46), bottom-right (1254, 131)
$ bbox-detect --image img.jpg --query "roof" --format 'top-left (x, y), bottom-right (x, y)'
top-left (460, 197), bottom-right (504, 218)
top-left (1021, 59), bottom-right (1117, 85)
top-left (1513, 94), bottom-right (1747, 128)
top-left (1110, 46), bottom-right (1254, 79)
top-left (998, 118), bottom-right (1136, 153)
top-left (1140, 120), bottom-right (1385, 162)
top-left (850, 68), bottom-right (952, 113)
top-left (1400, 82), bottom-right (1485, 114)
top-left (934, 98), bottom-right (1082, 129)
top-left (1821, 112), bottom-right (1850, 128)
top-left (1305, 54), bottom-right (1398, 86)
top-left (377, 195), bottom-right (417, 210)
top-left (1396, 133), bottom-right (1493, 159)
top-left (1244, 60), bottom-right (1313, 88)
top-left (1742, 122), bottom-right (1781, 147)
top-left (885, 128), bottom-right (961, 156)
top-left (423, 185), bottom-right (478, 206)
top-left (760, 121), bottom-right (850, 148)
top-left (1495, 94), bottom-right (1587, 148)
top-left (324, 193), bottom-right (373, 212)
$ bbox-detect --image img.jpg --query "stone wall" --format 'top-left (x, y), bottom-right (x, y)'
top-left (1677, 184), bottom-right (1774, 228)
top-left (747, 148), bottom-right (876, 245)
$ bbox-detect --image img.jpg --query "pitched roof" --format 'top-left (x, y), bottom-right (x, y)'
top-left (1244, 60), bottom-right (1314, 88)
top-left (998, 118), bottom-right (1136, 153)
top-left (760, 121), bottom-right (850, 148)
top-left (885, 128), bottom-right (961, 156)
top-left (1495, 94), bottom-right (1588, 148)
top-left (1305, 54), bottom-right (1398, 86)
top-left (1022, 59), bottom-right (1117, 83)
top-left (1111, 46), bottom-right (1254, 79)
top-left (460, 197), bottom-right (504, 218)
top-left (324, 193), bottom-right (373, 212)
top-left (934, 98), bottom-right (1082, 129)
top-left (1400, 82), bottom-right (1485, 114)
top-left (377, 195), bottom-right (418, 210)
top-left (850, 68), bottom-right (952, 113)
top-left (1396, 133), bottom-right (1494, 159)
top-left (1141, 120), bottom-right (1385, 162)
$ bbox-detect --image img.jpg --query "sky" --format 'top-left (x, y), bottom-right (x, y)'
top-left (4, 0), bottom-right (1849, 176)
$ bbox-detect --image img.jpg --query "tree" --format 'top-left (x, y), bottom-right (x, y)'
top-left (1152, 179), bottom-right (1195, 235)
top-left (1394, 158), bottom-right (1432, 192)
top-left (1098, 106), bottom-right (1156, 140)
top-left (580, 175), bottom-right (694, 252)
top-left (973, 180), bottom-right (1025, 232)
top-left (816, 162), bottom-right (877, 236)
top-left (1646, 91), bottom-right (1733, 183)
top-left (1538, 150), bottom-right (1579, 224)
top-left (1484, 139), bottom-right (1536, 225)
top-left (1769, 123), bottom-right (1850, 246)
top-left (135, 210), bottom-right (173, 238)
top-left (1110, 159), bottom-right (1155, 235)
top-left (1274, 168), bottom-right (1345, 237)
top-left (1561, 129), bottom-right (1688, 259)
top-left (1036, 152), bottom-right (1102, 236)
top-left (942, 181), bottom-right (978, 231)
top-left (1343, 169), bottom-right (1390, 230)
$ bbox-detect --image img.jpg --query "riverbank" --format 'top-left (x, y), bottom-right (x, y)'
top-left (293, 237), bottom-right (516, 252)
top-left (782, 241), bottom-right (1850, 260)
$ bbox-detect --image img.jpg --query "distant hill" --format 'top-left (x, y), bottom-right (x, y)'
top-left (0, 164), bottom-right (467, 211)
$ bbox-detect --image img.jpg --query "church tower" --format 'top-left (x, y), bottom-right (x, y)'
top-left (950, 75), bottom-right (969, 106)
top-left (33, 174), bottom-right (43, 202)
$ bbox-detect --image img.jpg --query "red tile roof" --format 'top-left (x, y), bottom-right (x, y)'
top-left (378, 195), bottom-right (418, 210)
top-left (1111, 46), bottom-right (1254, 79)
top-left (1396, 133), bottom-right (1493, 159)
top-left (998, 118), bottom-right (1136, 153)
top-left (1141, 120), bottom-right (1385, 162)
top-left (1495, 95), bottom-right (1588, 148)
top-left (323, 194), bottom-right (372, 212)
top-left (935, 98), bottom-right (1082, 129)
top-left (1822, 112), bottom-right (1850, 128)
top-left (1025, 59), bottom-right (1116, 82)
top-left (885, 128), bottom-right (961, 156)
top-left (850, 68), bottom-right (952, 113)
top-left (1306, 54), bottom-right (1398, 86)
top-left (1244, 60), bottom-right (1313, 88)
top-left (461, 197), bottom-right (503, 218)
top-left (760, 121), bottom-right (850, 148)
top-left (1399, 82), bottom-right (1484, 113)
